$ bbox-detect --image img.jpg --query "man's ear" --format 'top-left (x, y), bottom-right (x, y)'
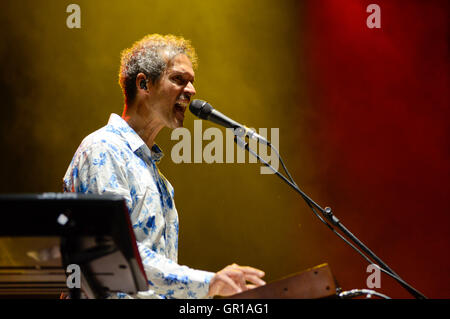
top-left (136, 73), bottom-right (148, 91)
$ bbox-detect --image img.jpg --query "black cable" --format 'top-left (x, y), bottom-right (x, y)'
top-left (240, 137), bottom-right (426, 299)
top-left (269, 143), bottom-right (297, 187)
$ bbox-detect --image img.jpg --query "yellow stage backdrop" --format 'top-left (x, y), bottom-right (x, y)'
top-left (0, 0), bottom-right (322, 286)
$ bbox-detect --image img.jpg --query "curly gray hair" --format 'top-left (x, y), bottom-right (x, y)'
top-left (118, 34), bottom-right (198, 105)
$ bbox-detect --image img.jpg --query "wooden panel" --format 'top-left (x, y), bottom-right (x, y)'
top-left (228, 263), bottom-right (337, 299)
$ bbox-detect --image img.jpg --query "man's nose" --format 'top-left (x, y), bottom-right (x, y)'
top-left (184, 81), bottom-right (196, 98)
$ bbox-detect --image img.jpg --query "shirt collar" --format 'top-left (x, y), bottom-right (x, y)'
top-left (107, 113), bottom-right (164, 162)
top-left (150, 144), bottom-right (164, 162)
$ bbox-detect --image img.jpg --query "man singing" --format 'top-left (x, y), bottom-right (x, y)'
top-left (63, 34), bottom-right (265, 299)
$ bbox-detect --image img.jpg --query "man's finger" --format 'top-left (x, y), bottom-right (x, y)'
top-left (230, 265), bottom-right (265, 277)
top-left (219, 273), bottom-right (242, 294)
top-left (224, 269), bottom-right (248, 292)
top-left (244, 274), bottom-right (266, 286)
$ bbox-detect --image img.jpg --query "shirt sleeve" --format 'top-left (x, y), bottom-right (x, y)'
top-left (63, 141), bottom-right (214, 299)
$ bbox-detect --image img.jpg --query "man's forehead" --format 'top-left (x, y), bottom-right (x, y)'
top-left (166, 54), bottom-right (194, 74)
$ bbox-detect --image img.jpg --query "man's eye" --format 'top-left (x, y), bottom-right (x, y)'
top-left (173, 76), bottom-right (185, 84)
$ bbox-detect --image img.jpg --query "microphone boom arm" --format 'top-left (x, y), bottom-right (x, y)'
top-left (233, 135), bottom-right (427, 299)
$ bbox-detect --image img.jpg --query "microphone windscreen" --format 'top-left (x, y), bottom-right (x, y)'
top-left (189, 99), bottom-right (213, 120)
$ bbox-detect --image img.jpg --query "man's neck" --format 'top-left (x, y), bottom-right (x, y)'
top-left (122, 102), bottom-right (164, 149)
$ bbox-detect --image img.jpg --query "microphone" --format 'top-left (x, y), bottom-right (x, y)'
top-left (189, 99), bottom-right (270, 145)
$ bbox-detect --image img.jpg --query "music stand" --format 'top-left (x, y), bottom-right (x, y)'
top-left (0, 193), bottom-right (148, 299)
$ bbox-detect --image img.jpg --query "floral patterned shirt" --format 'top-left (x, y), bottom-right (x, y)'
top-left (63, 113), bottom-right (214, 299)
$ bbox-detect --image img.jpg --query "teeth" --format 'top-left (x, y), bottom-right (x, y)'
top-left (176, 101), bottom-right (189, 107)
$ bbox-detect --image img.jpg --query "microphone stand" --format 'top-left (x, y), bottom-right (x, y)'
top-left (234, 135), bottom-right (427, 299)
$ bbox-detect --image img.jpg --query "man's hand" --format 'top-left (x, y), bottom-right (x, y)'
top-left (208, 263), bottom-right (266, 297)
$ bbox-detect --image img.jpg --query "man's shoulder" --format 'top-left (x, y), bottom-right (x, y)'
top-left (77, 124), bottom-right (130, 156)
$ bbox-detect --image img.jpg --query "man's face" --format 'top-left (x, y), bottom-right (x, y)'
top-left (148, 53), bottom-right (196, 129)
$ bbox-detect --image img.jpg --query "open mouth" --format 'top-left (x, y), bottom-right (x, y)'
top-left (174, 103), bottom-right (186, 113)
top-left (174, 101), bottom-right (188, 122)
top-left (174, 101), bottom-right (188, 115)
